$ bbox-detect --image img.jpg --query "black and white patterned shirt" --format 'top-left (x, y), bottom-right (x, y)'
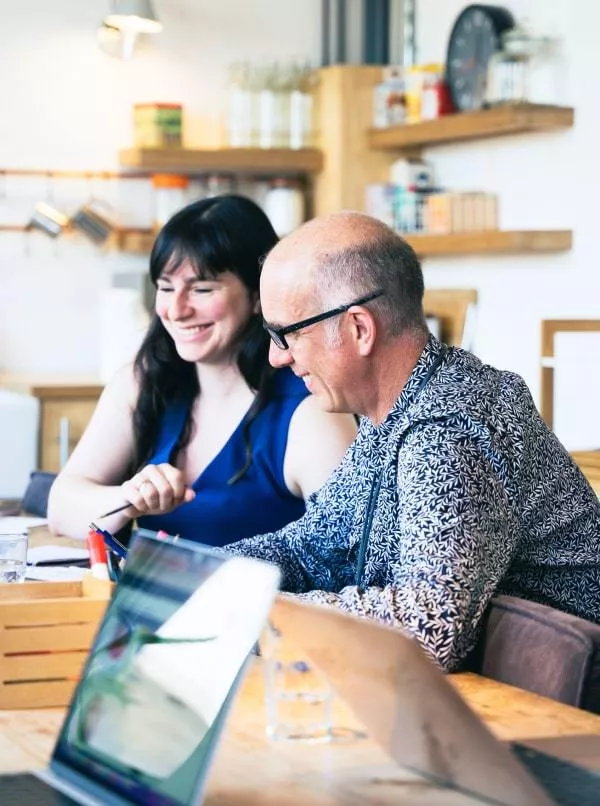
top-left (229, 336), bottom-right (600, 671)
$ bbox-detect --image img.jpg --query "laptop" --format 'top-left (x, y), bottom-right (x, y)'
top-left (270, 596), bottom-right (600, 806)
top-left (0, 532), bottom-right (280, 805)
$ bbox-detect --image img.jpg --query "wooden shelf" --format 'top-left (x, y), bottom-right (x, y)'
top-left (405, 230), bottom-right (572, 257)
top-left (368, 104), bottom-right (574, 153)
top-left (118, 147), bottom-right (323, 175)
top-left (115, 228), bottom-right (573, 257)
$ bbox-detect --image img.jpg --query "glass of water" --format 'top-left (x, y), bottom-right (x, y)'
top-left (262, 624), bottom-right (334, 743)
top-left (0, 532), bottom-right (28, 583)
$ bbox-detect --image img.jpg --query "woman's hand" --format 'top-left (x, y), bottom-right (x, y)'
top-left (121, 463), bottom-right (196, 516)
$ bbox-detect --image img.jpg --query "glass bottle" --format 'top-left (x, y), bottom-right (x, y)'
top-left (289, 61), bottom-right (313, 149)
top-left (258, 63), bottom-right (278, 149)
top-left (226, 62), bottom-right (252, 147)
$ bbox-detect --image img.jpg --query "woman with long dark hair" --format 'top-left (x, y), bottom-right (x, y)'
top-left (48, 196), bottom-right (356, 543)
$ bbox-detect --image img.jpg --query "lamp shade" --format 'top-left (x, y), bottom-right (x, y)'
top-left (105, 0), bottom-right (162, 34)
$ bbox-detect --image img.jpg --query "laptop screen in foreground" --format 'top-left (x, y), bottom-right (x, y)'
top-left (52, 534), bottom-right (279, 805)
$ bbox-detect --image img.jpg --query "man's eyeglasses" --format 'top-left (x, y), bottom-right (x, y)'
top-left (263, 290), bottom-right (384, 350)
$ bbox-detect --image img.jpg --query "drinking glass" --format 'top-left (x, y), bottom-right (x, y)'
top-left (262, 624), bottom-right (334, 743)
top-left (0, 532), bottom-right (28, 583)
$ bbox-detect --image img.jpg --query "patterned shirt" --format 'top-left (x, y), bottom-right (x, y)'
top-left (229, 336), bottom-right (600, 671)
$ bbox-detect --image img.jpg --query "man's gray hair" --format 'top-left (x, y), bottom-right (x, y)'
top-left (316, 230), bottom-right (427, 341)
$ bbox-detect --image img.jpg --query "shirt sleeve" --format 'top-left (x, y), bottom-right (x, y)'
top-left (226, 449), bottom-right (358, 593)
top-left (295, 423), bottom-right (521, 672)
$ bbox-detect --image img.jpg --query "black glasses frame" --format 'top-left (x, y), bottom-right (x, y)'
top-left (263, 289), bottom-right (384, 350)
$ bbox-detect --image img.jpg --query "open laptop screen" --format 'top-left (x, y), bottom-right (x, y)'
top-left (52, 533), bottom-right (279, 805)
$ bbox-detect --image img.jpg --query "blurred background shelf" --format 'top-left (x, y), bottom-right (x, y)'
top-left (405, 230), bottom-right (573, 257)
top-left (118, 147), bottom-right (323, 175)
top-left (369, 104), bottom-right (574, 153)
top-left (116, 228), bottom-right (572, 258)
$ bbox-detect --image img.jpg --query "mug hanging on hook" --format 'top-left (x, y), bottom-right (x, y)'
top-left (72, 174), bottom-right (118, 246)
top-left (27, 172), bottom-right (70, 239)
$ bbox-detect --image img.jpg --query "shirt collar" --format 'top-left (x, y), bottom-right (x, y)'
top-left (380, 334), bottom-right (446, 426)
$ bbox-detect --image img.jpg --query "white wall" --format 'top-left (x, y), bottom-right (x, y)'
top-left (416, 0), bottom-right (600, 407)
top-left (0, 0), bottom-right (320, 375)
top-left (0, 0), bottom-right (597, 416)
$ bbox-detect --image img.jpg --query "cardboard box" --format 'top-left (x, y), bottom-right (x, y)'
top-left (133, 103), bottom-right (182, 148)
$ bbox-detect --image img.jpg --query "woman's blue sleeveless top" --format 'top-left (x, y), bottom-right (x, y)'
top-left (138, 369), bottom-right (308, 546)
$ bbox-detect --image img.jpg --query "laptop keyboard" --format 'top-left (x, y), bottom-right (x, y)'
top-left (0, 774), bottom-right (79, 804)
top-left (511, 743), bottom-right (600, 806)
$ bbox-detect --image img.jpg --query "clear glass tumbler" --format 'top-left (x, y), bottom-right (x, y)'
top-left (0, 532), bottom-right (28, 583)
top-left (262, 624), bottom-right (334, 743)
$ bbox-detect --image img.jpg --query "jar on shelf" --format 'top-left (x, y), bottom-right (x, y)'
top-left (485, 24), bottom-right (556, 106)
top-left (151, 174), bottom-right (189, 231)
top-left (205, 174), bottom-right (236, 198)
top-left (264, 178), bottom-right (305, 237)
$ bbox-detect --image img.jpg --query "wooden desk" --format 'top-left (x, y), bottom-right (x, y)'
top-left (1, 661), bottom-right (600, 805)
top-left (11, 529), bottom-right (600, 802)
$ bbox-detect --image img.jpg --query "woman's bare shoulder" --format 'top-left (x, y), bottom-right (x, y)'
top-left (102, 361), bottom-right (140, 410)
top-left (291, 395), bottom-right (357, 440)
top-left (284, 397), bottom-right (357, 497)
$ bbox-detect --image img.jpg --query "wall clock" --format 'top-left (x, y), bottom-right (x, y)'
top-left (445, 5), bottom-right (514, 112)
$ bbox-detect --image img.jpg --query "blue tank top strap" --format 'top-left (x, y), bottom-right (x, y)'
top-left (150, 397), bottom-right (191, 465)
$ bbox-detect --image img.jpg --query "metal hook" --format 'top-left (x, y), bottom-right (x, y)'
top-left (46, 170), bottom-right (54, 202)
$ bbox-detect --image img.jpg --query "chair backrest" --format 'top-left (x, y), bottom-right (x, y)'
top-left (21, 471), bottom-right (57, 517)
top-left (466, 596), bottom-right (600, 714)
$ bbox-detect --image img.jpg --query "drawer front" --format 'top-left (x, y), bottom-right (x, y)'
top-left (40, 398), bottom-right (99, 472)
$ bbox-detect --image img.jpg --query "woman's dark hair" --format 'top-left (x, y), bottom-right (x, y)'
top-left (132, 194), bottom-right (279, 482)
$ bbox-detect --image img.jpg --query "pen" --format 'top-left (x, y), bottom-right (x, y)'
top-left (95, 502), bottom-right (132, 520)
top-left (89, 522), bottom-right (128, 560)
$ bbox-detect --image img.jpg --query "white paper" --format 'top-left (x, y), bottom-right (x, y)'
top-left (27, 544), bottom-right (89, 565)
top-left (0, 515), bottom-right (47, 534)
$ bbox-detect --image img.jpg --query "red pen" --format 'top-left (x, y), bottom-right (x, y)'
top-left (86, 528), bottom-right (110, 581)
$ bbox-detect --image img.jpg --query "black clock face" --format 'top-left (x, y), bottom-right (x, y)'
top-left (446, 5), bottom-right (514, 112)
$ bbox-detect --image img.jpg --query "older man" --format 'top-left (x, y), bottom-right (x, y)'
top-left (228, 212), bottom-right (600, 671)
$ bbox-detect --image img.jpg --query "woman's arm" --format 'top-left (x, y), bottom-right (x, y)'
top-left (47, 363), bottom-right (141, 538)
top-left (48, 363), bottom-right (195, 539)
top-left (283, 396), bottom-right (357, 498)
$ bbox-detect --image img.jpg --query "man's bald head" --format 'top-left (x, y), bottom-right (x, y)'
top-left (262, 211), bottom-right (427, 340)
top-left (266, 211), bottom-right (392, 270)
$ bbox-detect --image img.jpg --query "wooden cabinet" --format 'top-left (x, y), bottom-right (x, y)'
top-left (39, 395), bottom-right (100, 472)
top-left (0, 377), bottom-right (103, 473)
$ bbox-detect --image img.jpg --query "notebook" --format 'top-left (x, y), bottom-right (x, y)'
top-left (0, 532), bottom-right (280, 805)
top-left (270, 596), bottom-right (600, 806)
